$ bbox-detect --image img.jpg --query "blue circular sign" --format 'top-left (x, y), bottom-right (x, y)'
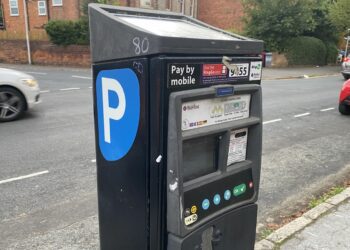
top-left (96, 68), bottom-right (140, 161)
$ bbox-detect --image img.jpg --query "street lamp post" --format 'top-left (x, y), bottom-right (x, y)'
top-left (23, 0), bottom-right (31, 64)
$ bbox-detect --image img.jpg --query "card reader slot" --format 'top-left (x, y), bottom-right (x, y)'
top-left (183, 160), bottom-right (253, 189)
top-left (182, 116), bottom-right (260, 140)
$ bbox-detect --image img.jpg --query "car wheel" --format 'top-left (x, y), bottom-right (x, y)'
top-left (343, 74), bottom-right (350, 80)
top-left (339, 103), bottom-right (350, 115)
top-left (0, 87), bottom-right (26, 122)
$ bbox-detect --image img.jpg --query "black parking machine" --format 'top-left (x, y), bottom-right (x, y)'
top-left (89, 4), bottom-right (263, 250)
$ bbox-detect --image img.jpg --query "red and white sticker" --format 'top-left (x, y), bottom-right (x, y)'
top-left (203, 64), bottom-right (227, 76)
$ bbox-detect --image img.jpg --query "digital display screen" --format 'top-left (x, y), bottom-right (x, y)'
top-left (183, 135), bottom-right (219, 182)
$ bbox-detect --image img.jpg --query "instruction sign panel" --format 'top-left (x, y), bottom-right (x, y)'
top-left (227, 128), bottom-right (248, 166)
top-left (168, 62), bottom-right (258, 88)
top-left (168, 63), bottom-right (200, 89)
top-left (181, 95), bottom-right (251, 131)
top-left (202, 63), bottom-right (250, 85)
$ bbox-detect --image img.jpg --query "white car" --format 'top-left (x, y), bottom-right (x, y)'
top-left (341, 55), bottom-right (350, 80)
top-left (0, 68), bottom-right (41, 122)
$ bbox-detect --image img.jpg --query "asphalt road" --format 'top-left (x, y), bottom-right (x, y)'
top-left (0, 65), bottom-right (349, 249)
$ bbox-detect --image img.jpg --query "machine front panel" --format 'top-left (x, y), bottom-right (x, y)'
top-left (183, 169), bottom-right (254, 227)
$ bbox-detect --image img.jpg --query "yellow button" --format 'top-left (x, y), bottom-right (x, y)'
top-left (191, 205), bottom-right (197, 214)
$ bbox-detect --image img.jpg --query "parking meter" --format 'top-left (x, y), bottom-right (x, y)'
top-left (89, 4), bottom-right (263, 250)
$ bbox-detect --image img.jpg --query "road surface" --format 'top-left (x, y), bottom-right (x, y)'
top-left (0, 64), bottom-right (349, 249)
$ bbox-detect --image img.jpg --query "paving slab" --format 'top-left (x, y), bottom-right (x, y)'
top-left (255, 239), bottom-right (275, 250)
top-left (281, 200), bottom-right (350, 250)
top-left (5, 216), bottom-right (99, 250)
top-left (266, 216), bottom-right (312, 244)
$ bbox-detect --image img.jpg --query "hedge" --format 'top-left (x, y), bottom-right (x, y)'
top-left (285, 36), bottom-right (327, 66)
top-left (325, 42), bottom-right (338, 64)
top-left (45, 19), bottom-right (89, 46)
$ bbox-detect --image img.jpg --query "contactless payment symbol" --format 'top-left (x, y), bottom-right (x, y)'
top-left (96, 68), bottom-right (140, 161)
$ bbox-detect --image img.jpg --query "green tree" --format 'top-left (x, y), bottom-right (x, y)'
top-left (329, 0), bottom-right (350, 32)
top-left (243, 0), bottom-right (317, 51)
top-left (304, 0), bottom-right (338, 43)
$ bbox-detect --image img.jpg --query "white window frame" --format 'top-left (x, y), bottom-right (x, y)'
top-left (140, 0), bottom-right (152, 8)
top-left (9, 0), bottom-right (19, 16)
top-left (38, 1), bottom-right (47, 16)
top-left (52, 0), bottom-right (62, 7)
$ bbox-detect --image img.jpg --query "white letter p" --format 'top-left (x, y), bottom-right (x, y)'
top-left (102, 77), bottom-right (126, 143)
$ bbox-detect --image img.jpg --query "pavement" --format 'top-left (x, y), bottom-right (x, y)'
top-left (262, 65), bottom-right (340, 80)
top-left (258, 64), bottom-right (350, 250)
top-left (256, 187), bottom-right (350, 250)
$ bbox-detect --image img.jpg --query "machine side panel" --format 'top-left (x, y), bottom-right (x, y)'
top-left (149, 57), bottom-right (168, 250)
top-left (93, 58), bottom-right (149, 250)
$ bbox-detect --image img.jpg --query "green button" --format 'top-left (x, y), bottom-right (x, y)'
top-left (233, 183), bottom-right (246, 197)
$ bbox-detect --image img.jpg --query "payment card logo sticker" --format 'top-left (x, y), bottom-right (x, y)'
top-left (96, 68), bottom-right (140, 161)
top-left (249, 61), bottom-right (262, 81)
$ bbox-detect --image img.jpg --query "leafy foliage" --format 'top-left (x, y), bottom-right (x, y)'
top-left (46, 0), bottom-right (119, 45)
top-left (304, 0), bottom-right (338, 44)
top-left (329, 0), bottom-right (350, 32)
top-left (325, 42), bottom-right (338, 64)
top-left (45, 19), bottom-right (89, 46)
top-left (243, 0), bottom-right (316, 52)
top-left (285, 36), bottom-right (327, 65)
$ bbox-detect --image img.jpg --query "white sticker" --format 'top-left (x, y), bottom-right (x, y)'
top-left (227, 128), bottom-right (248, 166)
top-left (184, 214), bottom-right (198, 226)
top-left (249, 61), bottom-right (262, 81)
top-left (228, 63), bottom-right (249, 78)
top-left (182, 95), bottom-right (251, 131)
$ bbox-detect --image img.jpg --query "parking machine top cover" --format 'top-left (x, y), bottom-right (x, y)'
top-left (89, 4), bottom-right (264, 63)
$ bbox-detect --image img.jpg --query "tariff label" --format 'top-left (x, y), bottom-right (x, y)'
top-left (228, 63), bottom-right (249, 78)
top-left (227, 128), bottom-right (248, 166)
top-left (181, 95), bottom-right (251, 131)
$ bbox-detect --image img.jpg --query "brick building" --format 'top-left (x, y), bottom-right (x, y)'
top-left (0, 0), bottom-right (244, 40)
top-left (197, 0), bottom-right (244, 31)
top-left (0, 0), bottom-right (81, 40)
top-left (0, 0), bottom-right (245, 66)
top-left (130, 0), bottom-right (245, 31)
top-left (137, 0), bottom-right (244, 31)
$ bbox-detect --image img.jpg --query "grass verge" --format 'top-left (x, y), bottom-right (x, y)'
top-left (308, 186), bottom-right (346, 209)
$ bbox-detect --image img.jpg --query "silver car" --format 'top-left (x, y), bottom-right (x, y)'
top-left (341, 55), bottom-right (350, 80)
top-left (0, 68), bottom-right (41, 122)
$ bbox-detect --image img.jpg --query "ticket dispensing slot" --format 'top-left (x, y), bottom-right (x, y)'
top-left (167, 84), bottom-right (262, 243)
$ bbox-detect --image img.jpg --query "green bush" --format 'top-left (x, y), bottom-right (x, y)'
top-left (74, 18), bottom-right (89, 45)
top-left (325, 42), bottom-right (338, 64)
top-left (45, 19), bottom-right (89, 46)
top-left (285, 36), bottom-right (327, 65)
